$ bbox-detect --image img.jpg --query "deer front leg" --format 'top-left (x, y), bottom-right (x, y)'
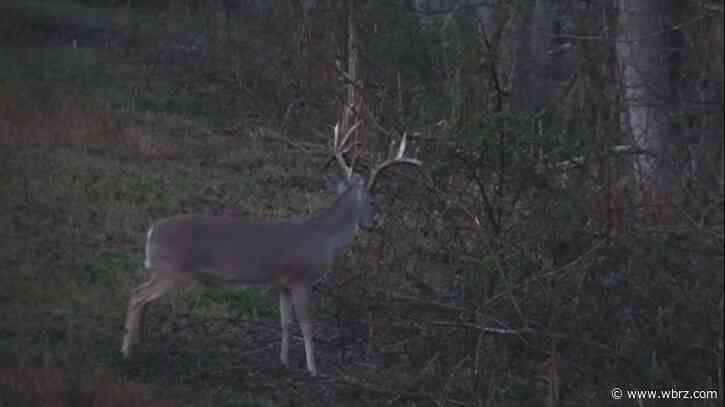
top-left (279, 289), bottom-right (292, 367)
top-left (291, 283), bottom-right (317, 376)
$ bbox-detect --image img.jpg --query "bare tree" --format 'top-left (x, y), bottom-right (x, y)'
top-left (616, 0), bottom-right (686, 223)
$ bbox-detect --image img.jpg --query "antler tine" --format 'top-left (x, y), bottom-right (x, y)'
top-left (367, 132), bottom-right (422, 190)
top-left (332, 121), bottom-right (362, 178)
top-left (394, 131), bottom-right (410, 159)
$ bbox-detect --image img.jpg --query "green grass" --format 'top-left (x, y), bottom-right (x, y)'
top-left (0, 3), bottom-right (337, 405)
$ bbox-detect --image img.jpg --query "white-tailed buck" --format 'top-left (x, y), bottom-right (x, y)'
top-left (121, 123), bottom-right (421, 376)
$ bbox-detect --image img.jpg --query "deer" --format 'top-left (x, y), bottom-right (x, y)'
top-left (120, 122), bottom-right (421, 376)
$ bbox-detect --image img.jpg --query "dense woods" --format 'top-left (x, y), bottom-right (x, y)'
top-left (1, 1), bottom-right (722, 406)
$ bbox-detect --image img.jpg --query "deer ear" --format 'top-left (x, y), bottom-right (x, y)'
top-left (327, 175), bottom-right (349, 195)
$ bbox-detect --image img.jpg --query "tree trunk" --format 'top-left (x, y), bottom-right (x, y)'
top-left (616, 0), bottom-right (684, 224)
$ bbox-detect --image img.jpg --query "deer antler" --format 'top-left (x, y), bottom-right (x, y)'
top-left (332, 120), bottom-right (362, 178)
top-left (367, 132), bottom-right (422, 190)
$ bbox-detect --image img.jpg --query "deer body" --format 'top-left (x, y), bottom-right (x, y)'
top-left (144, 195), bottom-right (360, 288)
top-left (122, 175), bottom-right (374, 376)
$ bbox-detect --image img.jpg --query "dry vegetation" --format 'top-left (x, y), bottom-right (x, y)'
top-left (1, 1), bottom-right (722, 406)
top-left (0, 367), bottom-right (176, 407)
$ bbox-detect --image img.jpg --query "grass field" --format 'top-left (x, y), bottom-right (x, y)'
top-left (0, 2), bottom-right (385, 405)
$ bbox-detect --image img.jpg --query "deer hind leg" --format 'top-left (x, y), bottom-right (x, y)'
top-left (290, 283), bottom-right (317, 376)
top-left (121, 270), bottom-right (188, 358)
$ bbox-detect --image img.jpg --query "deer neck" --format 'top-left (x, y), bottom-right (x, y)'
top-left (308, 188), bottom-right (361, 253)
